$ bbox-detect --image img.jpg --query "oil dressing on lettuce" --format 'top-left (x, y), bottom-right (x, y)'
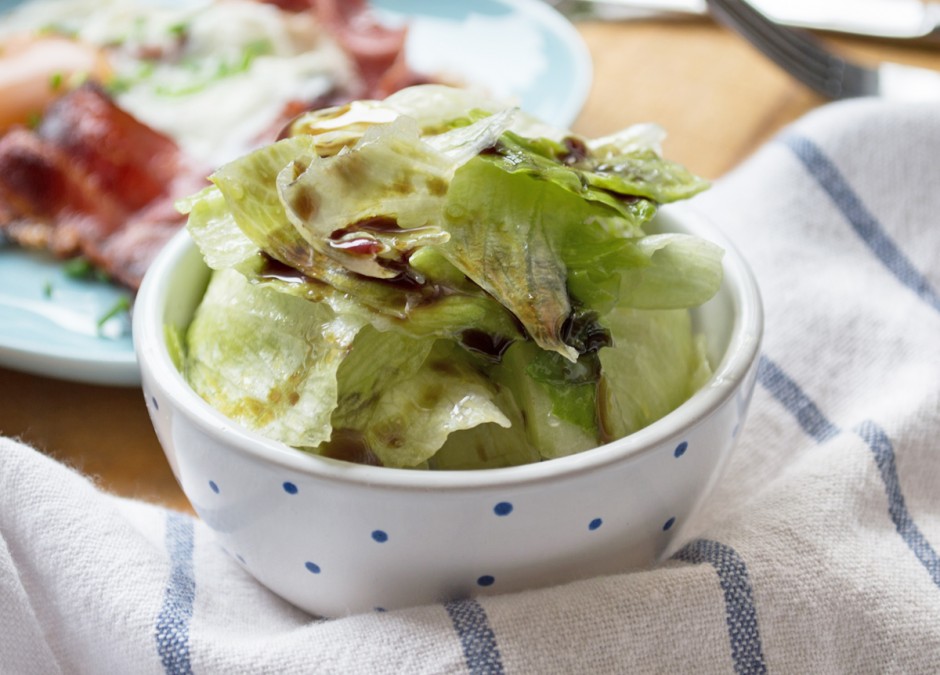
top-left (177, 84), bottom-right (722, 470)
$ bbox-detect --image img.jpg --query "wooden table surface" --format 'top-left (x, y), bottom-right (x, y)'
top-left (3, 14), bottom-right (940, 514)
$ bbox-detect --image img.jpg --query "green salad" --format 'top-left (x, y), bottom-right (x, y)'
top-left (175, 85), bottom-right (723, 470)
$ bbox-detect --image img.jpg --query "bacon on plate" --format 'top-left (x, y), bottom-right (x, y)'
top-left (0, 84), bottom-right (207, 289)
top-left (265, 0), bottom-right (427, 99)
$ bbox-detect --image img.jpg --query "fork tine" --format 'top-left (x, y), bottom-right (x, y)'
top-left (736, 15), bottom-right (839, 84)
top-left (707, 0), bottom-right (839, 96)
top-left (713, 0), bottom-right (835, 66)
top-left (706, 0), bottom-right (877, 99)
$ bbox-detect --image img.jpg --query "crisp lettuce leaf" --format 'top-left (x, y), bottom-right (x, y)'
top-left (276, 114), bottom-right (508, 279)
top-left (492, 341), bottom-right (598, 460)
top-left (177, 185), bottom-right (257, 270)
top-left (441, 158), bottom-right (579, 361)
top-left (185, 269), bottom-right (362, 448)
top-left (428, 381), bottom-right (542, 470)
top-left (322, 335), bottom-right (511, 468)
top-left (164, 323), bottom-right (187, 373)
top-left (211, 135), bottom-right (321, 272)
top-left (440, 154), bottom-right (716, 359)
top-left (283, 84), bottom-right (546, 150)
top-left (599, 306), bottom-right (712, 439)
top-left (185, 134), bottom-right (525, 348)
top-left (617, 234), bottom-right (725, 309)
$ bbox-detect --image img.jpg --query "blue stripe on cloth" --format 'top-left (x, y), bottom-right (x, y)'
top-left (673, 540), bottom-right (768, 675)
top-left (781, 133), bottom-right (940, 314)
top-left (757, 355), bottom-right (840, 443)
top-left (758, 354), bottom-right (940, 589)
top-left (444, 599), bottom-right (504, 675)
top-left (155, 512), bottom-right (196, 675)
top-left (854, 420), bottom-right (940, 589)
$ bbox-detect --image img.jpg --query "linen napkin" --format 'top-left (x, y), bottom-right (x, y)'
top-left (2, 98), bottom-right (939, 675)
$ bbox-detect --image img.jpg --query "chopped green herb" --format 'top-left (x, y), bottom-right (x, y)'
top-left (168, 21), bottom-right (188, 38)
top-left (97, 296), bottom-right (131, 331)
top-left (26, 111), bottom-right (42, 129)
top-left (71, 71), bottom-right (90, 87)
top-left (38, 23), bottom-right (78, 38)
top-left (137, 61), bottom-right (156, 79)
top-left (241, 39), bottom-right (272, 69)
top-left (105, 60), bottom-right (156, 95)
top-left (63, 257), bottom-right (94, 279)
top-left (106, 76), bottom-right (133, 95)
top-left (42, 281), bottom-right (54, 298)
top-left (49, 72), bottom-right (64, 91)
top-left (155, 39), bottom-right (272, 97)
top-left (217, 39), bottom-right (272, 78)
top-left (154, 82), bottom-right (200, 97)
top-left (62, 257), bottom-right (110, 282)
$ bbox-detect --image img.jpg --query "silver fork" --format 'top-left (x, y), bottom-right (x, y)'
top-left (705, 0), bottom-right (940, 100)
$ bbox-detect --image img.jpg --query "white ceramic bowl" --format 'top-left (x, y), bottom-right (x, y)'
top-left (134, 204), bottom-right (762, 617)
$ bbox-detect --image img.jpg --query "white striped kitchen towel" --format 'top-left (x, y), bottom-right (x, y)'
top-left (2, 98), bottom-right (939, 674)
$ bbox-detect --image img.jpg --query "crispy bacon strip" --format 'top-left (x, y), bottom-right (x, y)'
top-left (263, 0), bottom-right (427, 99)
top-left (257, 0), bottom-right (431, 144)
top-left (310, 0), bottom-right (410, 96)
top-left (0, 84), bottom-right (206, 289)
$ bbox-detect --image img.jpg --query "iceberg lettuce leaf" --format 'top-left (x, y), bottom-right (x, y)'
top-left (427, 381), bottom-right (542, 470)
top-left (492, 341), bottom-right (598, 460)
top-left (324, 335), bottom-right (511, 468)
top-left (617, 234), bottom-right (725, 309)
top-left (598, 306), bottom-right (712, 439)
top-left (186, 134), bottom-right (525, 348)
top-left (177, 185), bottom-right (257, 270)
top-left (277, 112), bottom-right (512, 279)
top-left (185, 269), bottom-right (363, 448)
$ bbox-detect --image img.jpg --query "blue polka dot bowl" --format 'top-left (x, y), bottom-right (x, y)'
top-left (133, 204), bottom-right (762, 618)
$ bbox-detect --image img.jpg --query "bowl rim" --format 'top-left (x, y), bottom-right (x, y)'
top-left (134, 204), bottom-right (763, 492)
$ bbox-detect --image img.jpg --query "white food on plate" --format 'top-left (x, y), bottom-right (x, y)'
top-left (1, 0), bottom-right (359, 164)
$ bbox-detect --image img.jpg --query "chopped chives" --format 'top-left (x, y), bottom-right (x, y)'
top-left (97, 296), bottom-right (131, 330)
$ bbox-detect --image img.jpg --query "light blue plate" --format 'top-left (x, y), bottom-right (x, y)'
top-left (0, 246), bottom-right (136, 385)
top-left (0, 0), bottom-right (591, 386)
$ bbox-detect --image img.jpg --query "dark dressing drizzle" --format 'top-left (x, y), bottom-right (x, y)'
top-left (258, 253), bottom-right (312, 284)
top-left (562, 309), bottom-right (612, 355)
top-left (329, 216), bottom-right (401, 238)
top-left (560, 136), bottom-right (589, 165)
top-left (459, 329), bottom-right (514, 362)
top-left (319, 428), bottom-right (382, 466)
